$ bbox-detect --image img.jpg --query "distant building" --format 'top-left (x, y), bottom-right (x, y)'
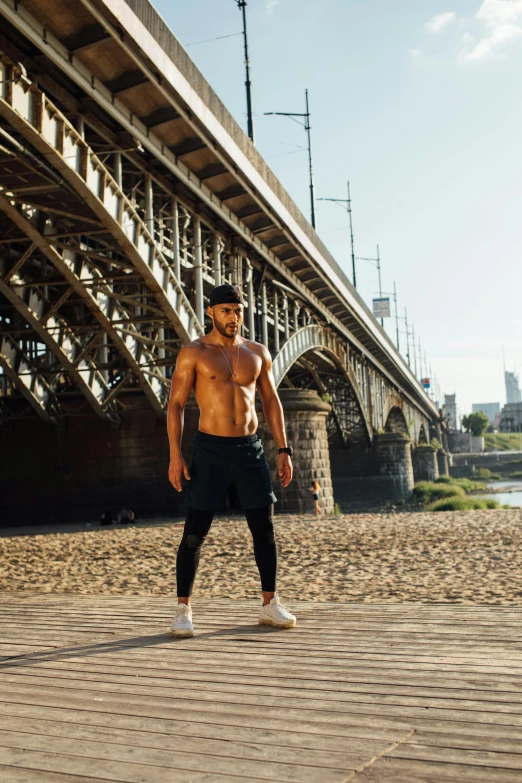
top-left (472, 402), bottom-right (500, 426)
top-left (444, 393), bottom-right (458, 432)
top-left (447, 432), bottom-right (484, 454)
top-left (499, 402), bottom-right (522, 433)
top-left (505, 370), bottom-right (522, 404)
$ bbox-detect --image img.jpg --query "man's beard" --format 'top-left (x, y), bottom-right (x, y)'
top-left (213, 319), bottom-right (238, 338)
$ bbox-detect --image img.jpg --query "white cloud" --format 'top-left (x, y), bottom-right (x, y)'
top-left (463, 0), bottom-right (522, 60)
top-left (425, 12), bottom-right (457, 33)
top-left (409, 48), bottom-right (422, 57)
top-left (476, 0), bottom-right (522, 24)
top-left (464, 21), bottom-right (522, 59)
top-left (265, 0), bottom-right (280, 11)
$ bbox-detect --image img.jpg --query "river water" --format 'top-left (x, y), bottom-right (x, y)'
top-left (483, 480), bottom-right (522, 508)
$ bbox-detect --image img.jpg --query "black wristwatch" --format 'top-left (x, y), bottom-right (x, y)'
top-left (278, 447), bottom-right (294, 458)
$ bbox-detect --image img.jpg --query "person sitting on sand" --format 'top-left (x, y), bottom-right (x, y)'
top-left (100, 510), bottom-right (113, 526)
top-left (309, 479), bottom-right (321, 516)
top-left (116, 507), bottom-right (136, 524)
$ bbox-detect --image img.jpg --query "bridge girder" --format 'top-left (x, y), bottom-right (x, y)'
top-left (0, 69), bottom-right (202, 346)
top-left (273, 325), bottom-right (373, 446)
top-left (0, 32), bottom-right (439, 435)
top-left (0, 4), bottom-right (438, 421)
top-left (0, 333), bottom-right (62, 424)
top-left (0, 269), bottom-right (120, 425)
top-left (0, 193), bottom-right (168, 416)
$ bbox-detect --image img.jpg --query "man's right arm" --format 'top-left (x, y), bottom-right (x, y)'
top-left (167, 344), bottom-right (198, 491)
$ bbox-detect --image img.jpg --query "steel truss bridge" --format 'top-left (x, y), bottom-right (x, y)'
top-left (0, 0), bottom-right (438, 447)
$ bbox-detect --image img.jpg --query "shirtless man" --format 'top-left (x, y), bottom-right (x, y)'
top-left (167, 283), bottom-right (296, 637)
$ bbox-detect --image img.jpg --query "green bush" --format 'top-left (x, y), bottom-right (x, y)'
top-left (435, 476), bottom-right (485, 491)
top-left (509, 471), bottom-right (522, 479)
top-left (427, 497), bottom-right (501, 512)
top-left (412, 482), bottom-right (464, 503)
top-left (474, 468), bottom-right (501, 481)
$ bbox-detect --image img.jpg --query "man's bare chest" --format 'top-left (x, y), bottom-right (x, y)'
top-left (196, 347), bottom-right (262, 383)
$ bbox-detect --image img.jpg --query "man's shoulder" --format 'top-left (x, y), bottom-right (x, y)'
top-left (244, 339), bottom-right (270, 359)
top-left (177, 339), bottom-right (208, 364)
top-left (181, 338), bottom-right (208, 353)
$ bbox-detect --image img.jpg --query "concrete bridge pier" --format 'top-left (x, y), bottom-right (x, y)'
top-left (373, 433), bottom-right (415, 500)
top-left (413, 445), bottom-right (440, 483)
top-left (258, 390), bottom-right (334, 515)
top-left (330, 433), bottom-right (415, 506)
top-left (437, 450), bottom-right (450, 477)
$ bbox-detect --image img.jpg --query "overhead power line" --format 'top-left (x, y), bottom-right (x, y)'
top-left (185, 32), bottom-right (242, 47)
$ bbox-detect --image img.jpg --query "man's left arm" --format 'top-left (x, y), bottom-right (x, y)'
top-left (256, 346), bottom-right (293, 488)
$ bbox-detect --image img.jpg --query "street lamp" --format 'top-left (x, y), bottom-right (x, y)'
top-left (265, 89), bottom-right (316, 228)
top-left (237, 1), bottom-right (254, 143)
top-left (357, 245), bottom-right (383, 324)
top-left (318, 181), bottom-right (356, 287)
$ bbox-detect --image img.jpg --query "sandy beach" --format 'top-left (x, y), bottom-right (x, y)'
top-left (1, 508), bottom-right (522, 604)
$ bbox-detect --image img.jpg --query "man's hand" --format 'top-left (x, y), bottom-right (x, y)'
top-left (169, 456), bottom-right (191, 492)
top-left (278, 452), bottom-right (293, 488)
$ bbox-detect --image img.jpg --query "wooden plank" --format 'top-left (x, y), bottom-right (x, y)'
top-left (4, 698), bottom-right (519, 746)
top-left (407, 729), bottom-right (522, 753)
top-left (5, 603), bottom-right (520, 624)
top-left (393, 742), bottom-right (522, 769)
top-left (0, 700), bottom-right (412, 743)
top-left (2, 665), bottom-right (522, 707)
top-left (350, 757), bottom-right (522, 782)
top-left (0, 765), bottom-right (90, 783)
top-left (0, 747), bottom-right (276, 783)
top-left (9, 657), bottom-right (522, 696)
top-left (2, 599), bottom-right (521, 623)
top-left (12, 644), bottom-right (522, 677)
top-left (0, 702), bottom-right (413, 745)
top-left (3, 627), bottom-right (522, 667)
top-left (111, 640), bottom-right (522, 665)
top-left (0, 719), bottom-right (388, 771)
top-left (3, 680), bottom-right (522, 728)
top-left (0, 730), bottom-right (374, 783)
top-left (3, 669), bottom-right (522, 716)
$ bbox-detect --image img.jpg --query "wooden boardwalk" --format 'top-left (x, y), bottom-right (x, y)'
top-left (0, 593), bottom-right (521, 782)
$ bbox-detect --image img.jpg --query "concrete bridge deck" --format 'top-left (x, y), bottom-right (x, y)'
top-left (0, 593), bottom-right (521, 782)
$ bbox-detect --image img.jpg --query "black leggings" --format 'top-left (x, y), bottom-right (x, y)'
top-left (176, 505), bottom-right (277, 597)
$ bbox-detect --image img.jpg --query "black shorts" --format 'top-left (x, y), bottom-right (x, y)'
top-left (312, 494), bottom-right (319, 501)
top-left (184, 432), bottom-right (277, 512)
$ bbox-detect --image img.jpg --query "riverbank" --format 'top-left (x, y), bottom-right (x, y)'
top-left (1, 509), bottom-right (521, 604)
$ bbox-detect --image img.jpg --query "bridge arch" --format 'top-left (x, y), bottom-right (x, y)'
top-left (418, 423), bottom-right (429, 444)
top-left (384, 403), bottom-right (410, 437)
top-left (273, 325), bottom-right (373, 445)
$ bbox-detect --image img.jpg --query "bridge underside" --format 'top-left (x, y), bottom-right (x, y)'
top-left (0, 0), bottom-right (441, 521)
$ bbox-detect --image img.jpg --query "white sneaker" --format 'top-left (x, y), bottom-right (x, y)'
top-left (171, 603), bottom-right (194, 637)
top-left (259, 596), bottom-right (296, 629)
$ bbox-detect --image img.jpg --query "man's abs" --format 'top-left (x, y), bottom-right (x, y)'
top-left (195, 379), bottom-right (258, 437)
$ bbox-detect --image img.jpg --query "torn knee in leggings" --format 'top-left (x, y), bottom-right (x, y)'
top-left (185, 533), bottom-right (204, 550)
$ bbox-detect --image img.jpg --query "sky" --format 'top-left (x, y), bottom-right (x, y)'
top-left (156, 0), bottom-right (522, 420)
